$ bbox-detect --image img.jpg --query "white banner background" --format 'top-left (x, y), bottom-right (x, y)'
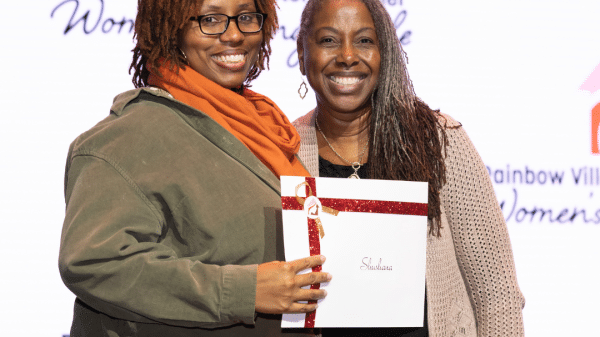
top-left (0, 0), bottom-right (598, 335)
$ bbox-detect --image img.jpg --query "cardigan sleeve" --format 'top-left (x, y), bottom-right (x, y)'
top-left (440, 119), bottom-right (525, 336)
top-left (58, 152), bottom-right (257, 328)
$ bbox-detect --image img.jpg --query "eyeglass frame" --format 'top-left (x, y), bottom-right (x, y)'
top-left (189, 13), bottom-right (267, 35)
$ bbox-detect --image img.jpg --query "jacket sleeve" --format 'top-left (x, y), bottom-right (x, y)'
top-left (58, 151), bottom-right (257, 328)
top-left (440, 121), bottom-right (525, 336)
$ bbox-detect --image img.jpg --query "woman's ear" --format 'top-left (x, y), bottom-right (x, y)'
top-left (297, 46), bottom-right (306, 76)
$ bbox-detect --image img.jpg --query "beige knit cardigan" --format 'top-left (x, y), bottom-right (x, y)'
top-left (293, 111), bottom-right (525, 337)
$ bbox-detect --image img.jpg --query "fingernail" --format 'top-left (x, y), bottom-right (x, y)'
top-left (326, 273), bottom-right (332, 281)
top-left (320, 255), bottom-right (326, 263)
top-left (322, 290), bottom-right (328, 297)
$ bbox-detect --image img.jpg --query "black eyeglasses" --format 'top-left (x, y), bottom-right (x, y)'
top-left (189, 13), bottom-right (266, 35)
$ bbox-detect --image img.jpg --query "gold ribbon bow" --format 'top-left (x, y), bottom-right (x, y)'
top-left (295, 182), bottom-right (339, 238)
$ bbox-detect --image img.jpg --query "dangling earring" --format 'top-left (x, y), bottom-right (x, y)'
top-left (298, 76), bottom-right (308, 99)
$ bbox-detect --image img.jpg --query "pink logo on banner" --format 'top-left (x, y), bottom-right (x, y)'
top-left (580, 62), bottom-right (600, 155)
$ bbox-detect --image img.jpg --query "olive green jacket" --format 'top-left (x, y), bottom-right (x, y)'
top-left (59, 88), bottom-right (312, 336)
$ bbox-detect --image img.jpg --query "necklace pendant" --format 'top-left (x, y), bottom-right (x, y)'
top-left (349, 162), bottom-right (361, 179)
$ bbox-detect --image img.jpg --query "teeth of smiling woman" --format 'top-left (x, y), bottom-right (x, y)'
top-left (332, 76), bottom-right (361, 85)
top-left (214, 54), bottom-right (246, 64)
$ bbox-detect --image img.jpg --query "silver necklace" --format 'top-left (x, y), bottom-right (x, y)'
top-left (316, 118), bottom-right (369, 179)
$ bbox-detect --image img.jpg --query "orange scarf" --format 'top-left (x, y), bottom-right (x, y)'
top-left (148, 64), bottom-right (308, 178)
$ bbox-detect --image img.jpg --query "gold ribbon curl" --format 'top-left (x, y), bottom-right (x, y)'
top-left (294, 182), bottom-right (339, 238)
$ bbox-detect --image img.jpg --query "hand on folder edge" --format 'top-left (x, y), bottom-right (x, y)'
top-left (255, 255), bottom-right (332, 314)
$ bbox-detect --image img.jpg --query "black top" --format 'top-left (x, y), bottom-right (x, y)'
top-left (318, 156), bottom-right (371, 179)
top-left (318, 156), bottom-right (429, 337)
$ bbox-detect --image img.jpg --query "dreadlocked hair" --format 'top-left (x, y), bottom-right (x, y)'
top-left (130, 0), bottom-right (279, 88)
top-left (298, 0), bottom-right (454, 237)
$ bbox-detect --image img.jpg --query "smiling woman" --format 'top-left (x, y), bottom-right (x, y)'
top-left (293, 0), bottom-right (525, 336)
top-left (58, 0), bottom-right (331, 336)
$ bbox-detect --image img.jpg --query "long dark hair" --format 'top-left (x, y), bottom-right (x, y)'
top-left (129, 0), bottom-right (279, 88)
top-left (298, 0), bottom-right (452, 236)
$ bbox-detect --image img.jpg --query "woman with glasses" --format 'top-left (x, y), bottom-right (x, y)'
top-left (58, 0), bottom-right (329, 336)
